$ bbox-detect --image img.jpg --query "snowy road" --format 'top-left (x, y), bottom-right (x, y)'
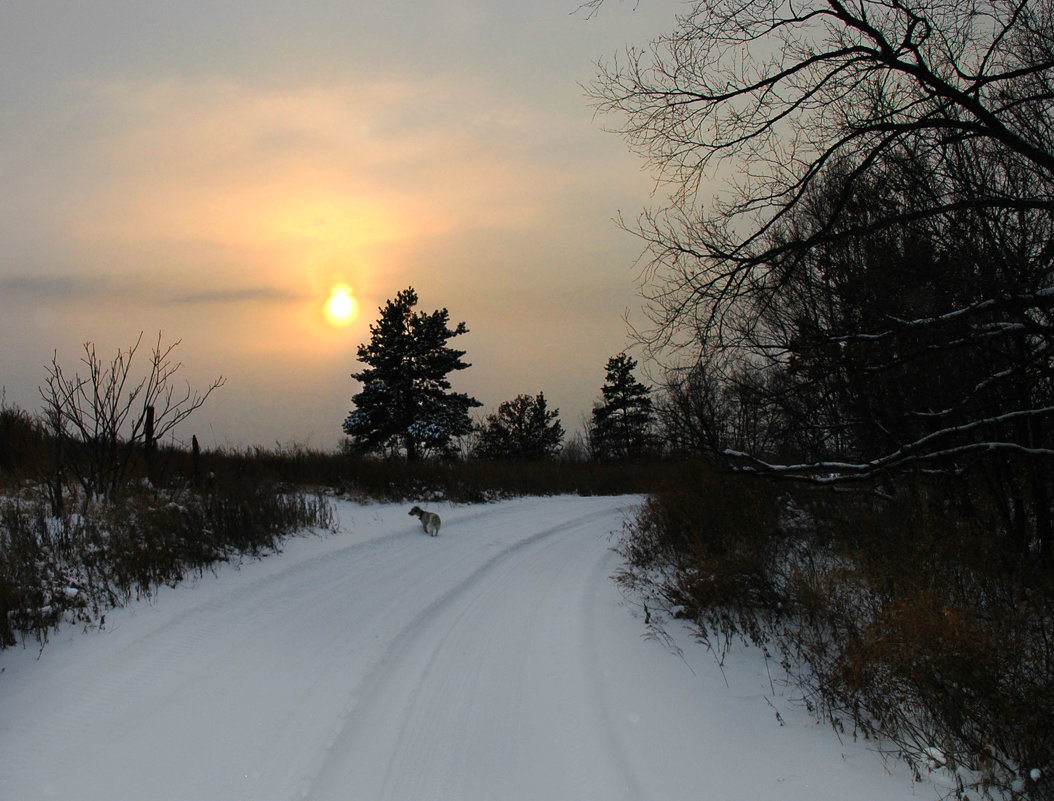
top-left (1, 496), bottom-right (925, 801)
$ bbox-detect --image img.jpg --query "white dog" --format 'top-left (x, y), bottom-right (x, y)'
top-left (408, 505), bottom-right (441, 536)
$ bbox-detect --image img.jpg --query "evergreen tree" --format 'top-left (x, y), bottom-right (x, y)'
top-left (475, 393), bottom-right (564, 460)
top-left (589, 353), bottom-right (654, 460)
top-left (343, 287), bottom-right (481, 459)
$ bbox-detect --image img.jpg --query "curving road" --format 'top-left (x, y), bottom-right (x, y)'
top-left (0, 495), bottom-right (922, 801)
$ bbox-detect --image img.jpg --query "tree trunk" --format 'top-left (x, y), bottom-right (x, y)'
top-left (1031, 462), bottom-right (1053, 563)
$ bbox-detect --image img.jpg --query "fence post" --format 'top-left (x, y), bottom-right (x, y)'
top-left (192, 434), bottom-right (202, 488)
top-left (144, 405), bottom-right (156, 452)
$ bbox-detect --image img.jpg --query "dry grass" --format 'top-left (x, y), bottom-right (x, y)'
top-left (617, 465), bottom-right (1054, 801)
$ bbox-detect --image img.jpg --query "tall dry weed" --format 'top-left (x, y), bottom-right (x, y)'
top-left (618, 467), bottom-right (1054, 800)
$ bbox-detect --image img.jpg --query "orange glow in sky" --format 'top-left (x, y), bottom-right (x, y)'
top-left (0, 1), bottom-right (685, 447)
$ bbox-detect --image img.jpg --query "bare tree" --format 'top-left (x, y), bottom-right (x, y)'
top-left (590, 0), bottom-right (1054, 350)
top-left (658, 354), bottom-right (794, 459)
top-left (592, 0), bottom-right (1054, 555)
top-left (40, 333), bottom-right (225, 507)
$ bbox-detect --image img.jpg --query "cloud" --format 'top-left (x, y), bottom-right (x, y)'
top-left (0, 273), bottom-right (126, 300)
top-left (0, 269), bottom-right (307, 316)
top-left (56, 73), bottom-right (616, 245)
top-left (5, 73), bottom-right (641, 327)
top-left (168, 286), bottom-right (307, 306)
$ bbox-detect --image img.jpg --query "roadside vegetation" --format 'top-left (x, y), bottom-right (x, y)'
top-left (617, 464), bottom-right (1053, 801)
top-left (0, 403), bottom-right (336, 649)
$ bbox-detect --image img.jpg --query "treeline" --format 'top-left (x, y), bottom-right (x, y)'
top-left (0, 400), bottom-right (670, 650)
top-left (341, 288), bottom-right (658, 463)
top-left (589, 0), bottom-right (1054, 797)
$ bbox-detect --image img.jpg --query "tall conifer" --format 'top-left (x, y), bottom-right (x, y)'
top-left (589, 353), bottom-right (654, 460)
top-left (343, 288), bottom-right (480, 459)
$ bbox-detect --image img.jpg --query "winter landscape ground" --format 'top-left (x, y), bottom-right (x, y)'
top-left (1, 495), bottom-right (931, 801)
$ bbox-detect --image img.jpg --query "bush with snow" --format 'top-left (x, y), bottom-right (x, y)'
top-left (0, 474), bottom-right (333, 649)
top-left (617, 465), bottom-right (1054, 801)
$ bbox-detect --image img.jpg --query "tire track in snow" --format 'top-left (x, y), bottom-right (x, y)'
top-left (0, 497), bottom-right (643, 801)
top-left (303, 502), bottom-right (640, 801)
top-left (0, 519), bottom-right (460, 801)
top-left (580, 542), bottom-right (649, 800)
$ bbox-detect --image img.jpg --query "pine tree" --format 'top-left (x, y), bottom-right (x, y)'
top-left (475, 393), bottom-right (564, 460)
top-left (589, 353), bottom-right (654, 460)
top-left (343, 287), bottom-right (481, 459)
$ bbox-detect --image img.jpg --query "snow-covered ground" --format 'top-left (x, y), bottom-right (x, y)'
top-left (0, 495), bottom-right (929, 801)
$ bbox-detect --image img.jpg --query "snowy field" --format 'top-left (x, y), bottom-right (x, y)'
top-left (0, 495), bottom-right (930, 801)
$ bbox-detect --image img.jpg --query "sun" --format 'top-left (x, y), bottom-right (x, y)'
top-left (324, 284), bottom-right (357, 327)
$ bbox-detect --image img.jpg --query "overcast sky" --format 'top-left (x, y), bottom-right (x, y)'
top-left (0, 0), bottom-right (684, 449)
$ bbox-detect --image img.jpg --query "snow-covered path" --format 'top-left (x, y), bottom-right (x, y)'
top-left (0, 496), bottom-right (925, 801)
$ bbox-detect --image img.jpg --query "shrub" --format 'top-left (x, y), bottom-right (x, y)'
top-left (618, 468), bottom-right (1054, 800)
top-left (0, 479), bottom-right (334, 649)
top-left (0, 407), bottom-right (48, 490)
top-left (616, 461), bottom-right (783, 653)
